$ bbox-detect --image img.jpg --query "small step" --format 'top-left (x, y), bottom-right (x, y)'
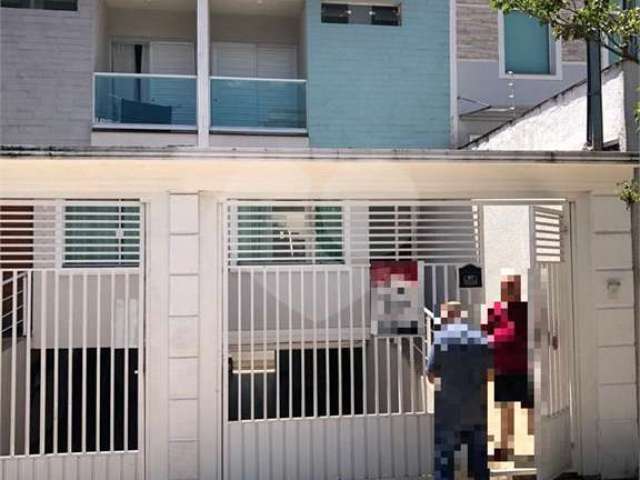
top-left (490, 467), bottom-right (537, 479)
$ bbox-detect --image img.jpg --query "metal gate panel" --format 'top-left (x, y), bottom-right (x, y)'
top-left (222, 199), bottom-right (483, 480)
top-left (529, 204), bottom-right (573, 480)
top-left (0, 199), bottom-right (145, 480)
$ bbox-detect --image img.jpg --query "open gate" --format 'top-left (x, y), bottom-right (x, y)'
top-left (529, 205), bottom-right (574, 479)
top-left (0, 199), bottom-right (145, 480)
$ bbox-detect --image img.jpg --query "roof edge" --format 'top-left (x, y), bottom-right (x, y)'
top-left (0, 146), bottom-right (637, 164)
top-left (461, 62), bottom-right (624, 150)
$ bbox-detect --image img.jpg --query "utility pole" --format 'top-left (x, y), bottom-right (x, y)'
top-left (621, 3), bottom-right (640, 476)
top-left (586, 39), bottom-right (604, 150)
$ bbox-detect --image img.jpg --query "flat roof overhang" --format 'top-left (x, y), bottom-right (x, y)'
top-left (1, 147), bottom-right (638, 199)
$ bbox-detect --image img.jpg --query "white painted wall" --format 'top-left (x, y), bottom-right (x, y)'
top-left (473, 65), bottom-right (626, 151)
top-left (458, 60), bottom-right (588, 116)
top-left (209, 134), bottom-right (309, 148)
top-left (483, 205), bottom-right (531, 304)
top-left (92, 131), bottom-right (197, 147)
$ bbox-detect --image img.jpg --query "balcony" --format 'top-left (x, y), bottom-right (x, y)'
top-left (210, 77), bottom-right (307, 134)
top-left (93, 73), bottom-right (197, 130)
top-left (90, 0), bottom-right (308, 146)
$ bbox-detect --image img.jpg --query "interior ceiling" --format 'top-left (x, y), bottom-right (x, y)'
top-left (105, 0), bottom-right (303, 15)
top-left (210, 0), bottom-right (303, 16)
top-left (105, 0), bottom-right (196, 12)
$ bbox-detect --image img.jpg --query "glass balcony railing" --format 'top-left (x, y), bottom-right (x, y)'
top-left (210, 77), bottom-right (307, 132)
top-left (94, 73), bottom-right (197, 128)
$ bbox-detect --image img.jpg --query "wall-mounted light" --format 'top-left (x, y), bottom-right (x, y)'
top-left (606, 277), bottom-right (621, 298)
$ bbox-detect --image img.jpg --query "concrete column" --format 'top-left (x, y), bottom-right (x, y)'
top-left (146, 193), bottom-right (170, 480)
top-left (168, 193), bottom-right (201, 479)
top-left (196, 0), bottom-right (210, 148)
top-left (590, 194), bottom-right (638, 478)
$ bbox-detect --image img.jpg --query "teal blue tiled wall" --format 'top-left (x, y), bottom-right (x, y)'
top-left (305, 0), bottom-right (451, 148)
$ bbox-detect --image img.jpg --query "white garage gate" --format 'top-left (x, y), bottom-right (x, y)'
top-left (0, 199), bottom-right (145, 480)
top-left (220, 199), bottom-right (483, 480)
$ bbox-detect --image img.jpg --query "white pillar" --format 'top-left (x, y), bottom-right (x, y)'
top-left (449, 0), bottom-right (458, 148)
top-left (197, 0), bottom-right (210, 148)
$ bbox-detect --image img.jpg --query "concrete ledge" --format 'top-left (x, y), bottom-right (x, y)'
top-left (0, 146), bottom-right (637, 164)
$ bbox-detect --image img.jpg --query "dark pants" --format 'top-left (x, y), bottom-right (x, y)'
top-left (434, 419), bottom-right (489, 480)
top-left (431, 342), bottom-right (489, 480)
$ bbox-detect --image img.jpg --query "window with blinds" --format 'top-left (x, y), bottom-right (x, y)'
top-left (211, 42), bottom-right (298, 79)
top-left (354, 203), bottom-right (481, 264)
top-left (0, 200), bottom-right (142, 269)
top-left (230, 204), bottom-right (344, 265)
top-left (64, 204), bottom-right (141, 267)
top-left (227, 201), bottom-right (481, 266)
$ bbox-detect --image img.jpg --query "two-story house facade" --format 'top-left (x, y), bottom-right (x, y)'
top-left (0, 1), bottom-right (638, 480)
top-left (1, 0), bottom-right (452, 149)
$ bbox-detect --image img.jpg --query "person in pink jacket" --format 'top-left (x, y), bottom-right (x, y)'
top-left (486, 273), bottom-right (533, 463)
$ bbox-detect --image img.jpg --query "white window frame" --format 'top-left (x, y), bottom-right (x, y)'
top-left (497, 10), bottom-right (563, 81)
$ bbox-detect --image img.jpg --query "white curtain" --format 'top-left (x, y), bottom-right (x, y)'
top-left (111, 42), bottom-right (149, 73)
top-left (111, 42), bottom-right (136, 73)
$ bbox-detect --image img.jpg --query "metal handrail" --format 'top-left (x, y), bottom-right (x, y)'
top-left (2, 302), bottom-right (25, 321)
top-left (1, 271), bottom-right (27, 287)
top-left (1, 315), bottom-right (24, 336)
top-left (1, 272), bottom-right (29, 336)
top-left (210, 75), bottom-right (307, 83)
top-left (94, 72), bottom-right (196, 80)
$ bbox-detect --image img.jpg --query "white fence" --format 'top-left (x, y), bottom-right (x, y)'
top-left (0, 200), bottom-right (144, 480)
top-left (223, 265), bottom-right (433, 480)
top-left (221, 199), bottom-right (483, 480)
top-left (0, 269), bottom-right (143, 479)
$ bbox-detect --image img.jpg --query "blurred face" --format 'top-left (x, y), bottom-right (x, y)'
top-left (500, 274), bottom-right (521, 302)
top-left (439, 303), bottom-right (466, 324)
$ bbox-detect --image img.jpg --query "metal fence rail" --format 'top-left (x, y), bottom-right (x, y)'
top-left (225, 265), bottom-right (429, 421)
top-left (0, 269), bottom-right (143, 457)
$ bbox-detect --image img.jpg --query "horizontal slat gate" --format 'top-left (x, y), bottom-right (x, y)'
top-left (222, 200), bottom-right (482, 480)
top-left (0, 200), bottom-right (144, 480)
top-left (530, 205), bottom-right (573, 480)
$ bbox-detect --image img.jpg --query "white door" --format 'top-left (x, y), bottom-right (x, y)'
top-left (529, 205), bottom-right (573, 480)
top-left (211, 42), bottom-right (297, 78)
top-left (148, 41), bottom-right (196, 125)
top-left (256, 44), bottom-right (297, 78)
top-left (149, 41), bottom-right (195, 74)
top-left (211, 42), bottom-right (257, 77)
